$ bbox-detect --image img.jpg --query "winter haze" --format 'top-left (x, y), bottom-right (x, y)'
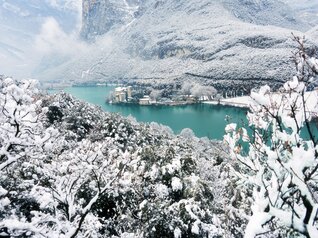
top-left (0, 0), bottom-right (81, 78)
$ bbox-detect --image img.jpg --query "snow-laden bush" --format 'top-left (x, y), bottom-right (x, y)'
top-left (0, 77), bottom-right (59, 237)
top-left (225, 36), bottom-right (318, 237)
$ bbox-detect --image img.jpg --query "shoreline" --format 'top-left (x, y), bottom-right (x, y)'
top-left (108, 100), bottom-right (198, 106)
top-left (203, 96), bottom-right (250, 108)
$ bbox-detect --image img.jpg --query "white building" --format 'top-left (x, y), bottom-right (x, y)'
top-left (139, 96), bottom-right (151, 105)
top-left (114, 86), bottom-right (133, 102)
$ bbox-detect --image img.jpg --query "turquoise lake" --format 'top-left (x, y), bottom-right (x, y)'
top-left (49, 86), bottom-right (248, 140)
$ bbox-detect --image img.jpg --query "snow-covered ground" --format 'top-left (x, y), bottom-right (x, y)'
top-left (205, 90), bottom-right (318, 115)
top-left (204, 96), bottom-right (251, 108)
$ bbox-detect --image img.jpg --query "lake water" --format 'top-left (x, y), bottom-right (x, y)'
top-left (49, 86), bottom-right (248, 140)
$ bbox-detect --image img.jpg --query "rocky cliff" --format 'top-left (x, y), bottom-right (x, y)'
top-left (81, 0), bottom-right (142, 40)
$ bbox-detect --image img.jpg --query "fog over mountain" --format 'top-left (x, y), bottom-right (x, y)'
top-left (0, 0), bottom-right (80, 78)
top-left (34, 0), bottom-right (318, 92)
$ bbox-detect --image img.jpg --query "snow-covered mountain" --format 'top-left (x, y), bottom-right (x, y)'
top-left (35, 0), bottom-right (317, 93)
top-left (80, 0), bottom-right (309, 40)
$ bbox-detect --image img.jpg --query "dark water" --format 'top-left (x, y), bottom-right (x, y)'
top-left (49, 86), bottom-right (248, 139)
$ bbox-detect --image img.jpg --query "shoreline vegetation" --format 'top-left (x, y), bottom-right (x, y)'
top-left (106, 83), bottom-right (318, 116)
top-left (106, 83), bottom-right (219, 106)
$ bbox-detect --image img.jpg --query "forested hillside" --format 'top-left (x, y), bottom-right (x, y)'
top-left (0, 76), bottom-right (246, 237)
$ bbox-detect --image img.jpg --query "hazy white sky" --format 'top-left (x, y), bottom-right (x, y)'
top-left (0, 0), bottom-right (83, 78)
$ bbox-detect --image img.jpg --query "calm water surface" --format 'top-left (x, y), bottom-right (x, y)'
top-left (49, 86), bottom-right (249, 139)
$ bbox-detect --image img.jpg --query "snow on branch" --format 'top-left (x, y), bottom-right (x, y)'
top-left (225, 36), bottom-right (318, 237)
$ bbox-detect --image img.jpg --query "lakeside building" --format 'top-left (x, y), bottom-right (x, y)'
top-left (114, 86), bottom-right (132, 103)
top-left (139, 96), bottom-right (151, 105)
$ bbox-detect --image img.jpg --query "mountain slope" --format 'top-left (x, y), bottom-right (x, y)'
top-left (281, 0), bottom-right (318, 26)
top-left (307, 26), bottom-right (318, 41)
top-left (37, 0), bottom-right (315, 93)
top-left (222, 0), bottom-right (310, 30)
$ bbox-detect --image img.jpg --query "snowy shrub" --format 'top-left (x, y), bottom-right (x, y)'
top-left (47, 105), bottom-right (63, 124)
top-left (115, 144), bottom-right (224, 238)
top-left (225, 36), bottom-right (318, 237)
top-left (0, 78), bottom-right (59, 237)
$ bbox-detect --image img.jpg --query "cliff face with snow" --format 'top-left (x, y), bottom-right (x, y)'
top-left (80, 0), bottom-right (309, 39)
top-left (38, 0), bottom-right (316, 92)
top-left (81, 0), bottom-right (142, 40)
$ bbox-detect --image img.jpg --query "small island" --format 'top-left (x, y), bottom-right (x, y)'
top-left (107, 82), bottom-right (221, 106)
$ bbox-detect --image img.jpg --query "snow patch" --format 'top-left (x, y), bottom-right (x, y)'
top-left (171, 177), bottom-right (183, 191)
top-left (155, 184), bottom-right (169, 198)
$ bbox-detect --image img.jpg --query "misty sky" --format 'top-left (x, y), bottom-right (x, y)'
top-left (0, 0), bottom-right (82, 78)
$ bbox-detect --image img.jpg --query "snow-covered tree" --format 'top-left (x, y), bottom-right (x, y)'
top-left (0, 78), bottom-right (54, 170)
top-left (27, 138), bottom-right (139, 237)
top-left (0, 75), bottom-right (231, 237)
top-left (181, 81), bottom-right (194, 96)
top-left (0, 77), bottom-right (58, 237)
top-left (224, 36), bottom-right (318, 237)
top-left (149, 89), bottom-right (162, 101)
top-left (191, 85), bottom-right (217, 99)
top-left (0, 88), bottom-right (227, 237)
